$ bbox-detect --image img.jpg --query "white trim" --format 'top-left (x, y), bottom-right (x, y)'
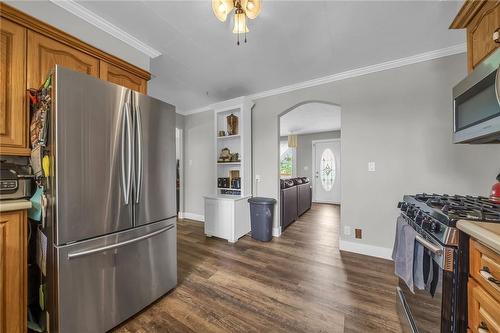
top-left (272, 226), bottom-right (282, 237)
top-left (179, 212), bottom-right (205, 222)
top-left (49, 0), bottom-right (162, 58)
top-left (181, 43), bottom-right (466, 115)
top-left (339, 240), bottom-right (393, 260)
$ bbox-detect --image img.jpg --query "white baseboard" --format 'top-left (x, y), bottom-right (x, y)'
top-left (178, 212), bottom-right (205, 222)
top-left (339, 240), bottom-right (392, 260)
top-left (272, 226), bottom-right (282, 237)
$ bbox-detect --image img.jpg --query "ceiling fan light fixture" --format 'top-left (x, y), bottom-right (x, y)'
top-left (242, 0), bottom-right (261, 19)
top-left (232, 12), bottom-right (249, 34)
top-left (212, 0), bottom-right (234, 22)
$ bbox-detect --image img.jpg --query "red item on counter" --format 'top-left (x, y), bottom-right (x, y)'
top-left (491, 173), bottom-right (500, 204)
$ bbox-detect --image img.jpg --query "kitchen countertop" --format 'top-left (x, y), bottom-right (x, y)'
top-left (0, 199), bottom-right (32, 212)
top-left (457, 220), bottom-right (500, 253)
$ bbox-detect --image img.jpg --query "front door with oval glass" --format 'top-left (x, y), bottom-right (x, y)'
top-left (313, 140), bottom-right (341, 204)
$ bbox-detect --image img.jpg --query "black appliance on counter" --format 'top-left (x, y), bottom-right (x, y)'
top-left (396, 194), bottom-right (500, 333)
top-left (0, 161), bottom-right (32, 200)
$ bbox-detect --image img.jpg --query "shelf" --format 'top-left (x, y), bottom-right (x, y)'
top-left (217, 187), bottom-right (241, 190)
top-left (217, 162), bottom-right (241, 165)
top-left (217, 134), bottom-right (240, 140)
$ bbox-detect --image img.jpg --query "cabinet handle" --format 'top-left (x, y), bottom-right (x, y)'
top-left (478, 321), bottom-right (489, 333)
top-left (479, 266), bottom-right (500, 286)
top-left (494, 29), bottom-right (500, 43)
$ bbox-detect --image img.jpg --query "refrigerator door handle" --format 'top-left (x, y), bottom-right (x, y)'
top-left (121, 102), bottom-right (132, 205)
top-left (67, 223), bottom-right (175, 259)
top-left (135, 103), bottom-right (143, 204)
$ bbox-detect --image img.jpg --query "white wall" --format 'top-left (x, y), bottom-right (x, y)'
top-left (183, 110), bottom-right (214, 217)
top-left (6, 1), bottom-right (150, 70)
top-left (252, 53), bottom-right (500, 252)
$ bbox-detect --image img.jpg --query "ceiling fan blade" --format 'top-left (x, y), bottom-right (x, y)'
top-left (242, 0), bottom-right (261, 20)
top-left (212, 0), bottom-right (234, 22)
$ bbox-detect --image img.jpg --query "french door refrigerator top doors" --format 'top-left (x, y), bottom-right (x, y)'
top-left (52, 67), bottom-right (177, 245)
top-left (53, 66), bottom-right (134, 245)
top-left (132, 92), bottom-right (177, 226)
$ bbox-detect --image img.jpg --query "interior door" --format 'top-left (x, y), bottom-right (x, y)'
top-left (313, 140), bottom-right (341, 204)
top-left (133, 92), bottom-right (177, 226)
top-left (54, 66), bottom-right (133, 245)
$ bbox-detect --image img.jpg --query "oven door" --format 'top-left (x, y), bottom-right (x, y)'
top-left (396, 236), bottom-right (456, 333)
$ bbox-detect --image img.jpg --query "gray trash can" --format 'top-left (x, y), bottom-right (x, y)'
top-left (248, 197), bottom-right (276, 242)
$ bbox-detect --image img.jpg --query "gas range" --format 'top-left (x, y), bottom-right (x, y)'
top-left (398, 193), bottom-right (500, 247)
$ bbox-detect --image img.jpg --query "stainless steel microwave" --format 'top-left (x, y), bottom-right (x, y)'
top-left (453, 48), bottom-right (500, 144)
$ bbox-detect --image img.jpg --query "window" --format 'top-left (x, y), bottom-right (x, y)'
top-left (280, 141), bottom-right (296, 178)
top-left (320, 148), bottom-right (335, 191)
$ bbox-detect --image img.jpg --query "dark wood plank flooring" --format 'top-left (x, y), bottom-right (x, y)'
top-left (112, 203), bottom-right (402, 333)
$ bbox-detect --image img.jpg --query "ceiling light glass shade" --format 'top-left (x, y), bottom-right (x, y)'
top-left (242, 0), bottom-right (261, 19)
top-left (288, 135), bottom-right (298, 148)
top-left (232, 12), bottom-right (249, 34)
top-left (212, 0), bottom-right (234, 22)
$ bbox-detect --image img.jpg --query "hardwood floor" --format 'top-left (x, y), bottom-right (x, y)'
top-left (112, 203), bottom-right (402, 333)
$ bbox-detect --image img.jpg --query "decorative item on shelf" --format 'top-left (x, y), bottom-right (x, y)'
top-left (230, 152), bottom-right (239, 162)
top-left (226, 113), bottom-right (239, 135)
top-left (229, 170), bottom-right (240, 180)
top-left (231, 177), bottom-right (241, 189)
top-left (211, 0), bottom-right (262, 45)
top-left (218, 147), bottom-right (232, 162)
top-left (218, 177), bottom-right (230, 188)
top-left (218, 130), bottom-right (226, 137)
top-left (221, 189), bottom-right (241, 195)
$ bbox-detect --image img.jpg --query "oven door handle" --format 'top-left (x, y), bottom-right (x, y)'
top-left (416, 234), bottom-right (442, 255)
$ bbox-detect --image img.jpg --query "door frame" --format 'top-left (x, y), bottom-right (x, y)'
top-left (176, 128), bottom-right (184, 216)
top-left (311, 138), bottom-right (341, 204)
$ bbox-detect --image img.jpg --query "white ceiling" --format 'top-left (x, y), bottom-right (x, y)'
top-left (280, 103), bottom-right (341, 136)
top-left (72, 1), bottom-right (464, 111)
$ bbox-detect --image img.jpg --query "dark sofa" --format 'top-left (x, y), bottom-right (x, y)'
top-left (280, 177), bottom-right (312, 230)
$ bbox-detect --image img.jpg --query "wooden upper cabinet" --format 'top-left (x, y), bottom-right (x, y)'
top-left (0, 19), bottom-right (28, 156)
top-left (450, 0), bottom-right (500, 72)
top-left (27, 31), bottom-right (100, 89)
top-left (100, 61), bottom-right (148, 94)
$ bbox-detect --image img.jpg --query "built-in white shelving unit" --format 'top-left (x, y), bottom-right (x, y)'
top-left (204, 97), bottom-right (253, 243)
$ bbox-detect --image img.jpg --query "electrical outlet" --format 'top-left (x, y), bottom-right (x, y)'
top-left (355, 229), bottom-right (362, 239)
top-left (344, 226), bottom-right (351, 236)
top-left (368, 162), bottom-right (376, 172)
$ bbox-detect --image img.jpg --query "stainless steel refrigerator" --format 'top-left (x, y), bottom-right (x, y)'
top-left (44, 66), bottom-right (177, 332)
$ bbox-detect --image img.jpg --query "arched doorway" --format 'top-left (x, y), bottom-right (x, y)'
top-left (277, 101), bottom-right (341, 235)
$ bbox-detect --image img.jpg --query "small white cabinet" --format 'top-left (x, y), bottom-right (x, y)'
top-left (204, 195), bottom-right (251, 243)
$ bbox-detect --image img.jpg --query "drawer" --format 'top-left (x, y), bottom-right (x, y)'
top-left (470, 239), bottom-right (500, 303)
top-left (468, 278), bottom-right (500, 333)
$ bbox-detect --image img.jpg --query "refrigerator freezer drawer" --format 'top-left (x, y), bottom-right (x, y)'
top-left (54, 218), bottom-right (177, 333)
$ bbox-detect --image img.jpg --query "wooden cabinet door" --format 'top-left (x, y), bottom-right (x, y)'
top-left (99, 61), bottom-right (147, 94)
top-left (467, 1), bottom-right (500, 70)
top-left (0, 19), bottom-right (28, 156)
top-left (27, 30), bottom-right (99, 89)
top-left (0, 210), bottom-right (27, 333)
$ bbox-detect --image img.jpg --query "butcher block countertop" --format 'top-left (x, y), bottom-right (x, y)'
top-left (457, 220), bottom-right (500, 253)
top-left (0, 199), bottom-right (32, 212)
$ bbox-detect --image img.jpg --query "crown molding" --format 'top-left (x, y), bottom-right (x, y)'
top-left (49, 0), bottom-right (161, 58)
top-left (181, 43), bottom-right (466, 115)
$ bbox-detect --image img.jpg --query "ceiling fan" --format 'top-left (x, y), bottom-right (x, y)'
top-left (211, 0), bottom-right (262, 45)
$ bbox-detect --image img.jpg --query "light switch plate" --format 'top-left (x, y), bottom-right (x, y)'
top-left (255, 175), bottom-right (262, 182)
top-left (368, 162), bottom-right (376, 172)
